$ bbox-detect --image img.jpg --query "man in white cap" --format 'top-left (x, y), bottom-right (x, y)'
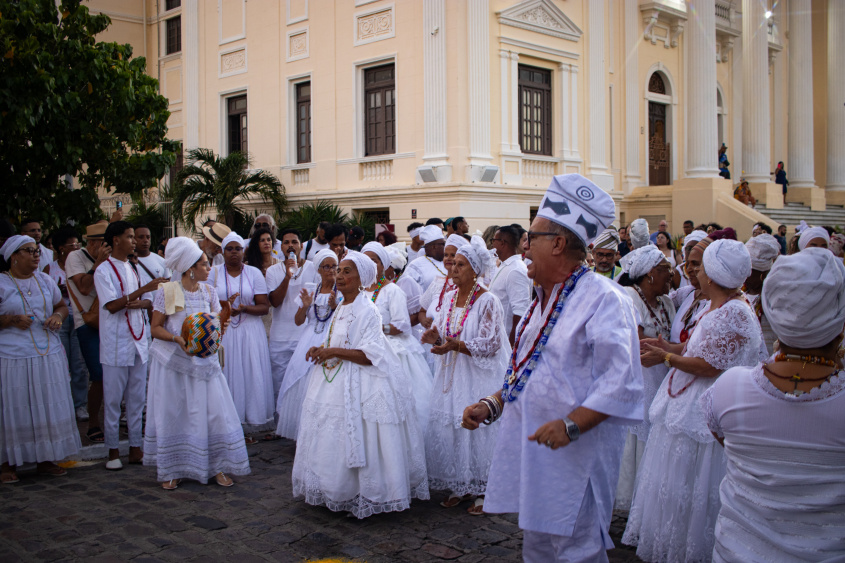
top-left (744, 233), bottom-right (783, 355)
top-left (462, 174), bottom-right (643, 562)
top-left (591, 228), bottom-right (623, 281)
top-left (404, 225), bottom-right (447, 293)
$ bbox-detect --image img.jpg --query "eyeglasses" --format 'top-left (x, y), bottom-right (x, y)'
top-left (254, 222), bottom-right (271, 229)
top-left (61, 242), bottom-right (81, 248)
top-left (17, 248), bottom-right (42, 257)
top-left (525, 231), bottom-right (560, 248)
top-left (319, 264), bottom-right (336, 271)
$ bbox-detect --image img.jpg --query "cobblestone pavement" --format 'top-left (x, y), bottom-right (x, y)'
top-left (0, 437), bottom-right (642, 562)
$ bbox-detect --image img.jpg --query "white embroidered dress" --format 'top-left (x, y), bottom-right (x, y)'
top-left (623, 299), bottom-right (765, 562)
top-left (291, 293), bottom-right (429, 518)
top-left (144, 284), bottom-right (250, 483)
top-left (425, 290), bottom-right (510, 496)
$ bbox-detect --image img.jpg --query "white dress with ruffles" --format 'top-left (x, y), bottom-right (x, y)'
top-left (292, 293), bottom-right (429, 518)
top-left (143, 283), bottom-right (250, 483)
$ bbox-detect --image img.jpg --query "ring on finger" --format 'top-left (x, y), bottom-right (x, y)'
top-left (545, 440), bottom-right (553, 447)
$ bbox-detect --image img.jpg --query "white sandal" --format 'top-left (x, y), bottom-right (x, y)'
top-left (467, 496), bottom-right (485, 516)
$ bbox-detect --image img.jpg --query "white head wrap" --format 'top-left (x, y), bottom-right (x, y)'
top-left (798, 226), bottom-right (830, 251)
top-left (386, 243), bottom-right (407, 270)
top-left (745, 234), bottom-right (781, 272)
top-left (683, 230), bottom-right (708, 250)
top-left (0, 235), bottom-right (35, 262)
top-left (220, 232), bottom-right (245, 251)
top-left (629, 218), bottom-right (651, 250)
top-left (702, 239), bottom-right (752, 289)
top-left (456, 235), bottom-right (496, 276)
top-left (620, 245), bottom-right (666, 279)
top-left (313, 249), bottom-right (338, 269)
top-left (536, 174), bottom-right (616, 246)
top-left (361, 241), bottom-right (391, 270)
top-left (592, 228), bottom-right (620, 251)
top-left (420, 225), bottom-right (445, 245)
top-left (165, 237), bottom-right (204, 279)
top-left (409, 227), bottom-right (423, 239)
top-left (796, 220), bottom-right (809, 234)
top-left (445, 234), bottom-right (469, 250)
top-left (763, 248), bottom-right (845, 349)
top-left (341, 250), bottom-right (377, 287)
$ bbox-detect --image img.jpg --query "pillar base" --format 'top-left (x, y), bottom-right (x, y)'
top-left (748, 182), bottom-right (783, 209)
top-left (824, 189), bottom-right (845, 206)
top-left (785, 186), bottom-right (826, 210)
top-left (671, 177), bottom-right (775, 240)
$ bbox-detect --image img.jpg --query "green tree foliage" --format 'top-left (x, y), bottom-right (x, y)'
top-left (0, 0), bottom-right (179, 231)
top-left (171, 148), bottom-right (286, 233)
top-left (280, 201), bottom-right (348, 241)
top-left (126, 194), bottom-right (170, 249)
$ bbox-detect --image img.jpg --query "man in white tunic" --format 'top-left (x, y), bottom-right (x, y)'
top-left (404, 225), bottom-right (447, 293)
top-left (463, 174), bottom-right (643, 562)
top-left (488, 225), bottom-right (531, 345)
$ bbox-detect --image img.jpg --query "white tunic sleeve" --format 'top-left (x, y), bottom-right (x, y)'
top-left (464, 293), bottom-right (507, 369)
top-left (687, 301), bottom-right (763, 371)
top-left (384, 285), bottom-right (412, 334)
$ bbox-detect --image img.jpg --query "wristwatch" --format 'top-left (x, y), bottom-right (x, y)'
top-left (663, 353), bottom-right (673, 367)
top-left (563, 417), bottom-right (580, 442)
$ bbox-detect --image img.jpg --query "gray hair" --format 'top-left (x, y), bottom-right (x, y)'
top-left (249, 214), bottom-right (277, 237)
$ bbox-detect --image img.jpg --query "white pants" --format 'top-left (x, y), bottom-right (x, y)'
top-left (103, 353), bottom-right (147, 449)
top-left (268, 340), bottom-right (296, 403)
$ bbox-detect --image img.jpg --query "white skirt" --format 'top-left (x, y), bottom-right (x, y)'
top-left (388, 333), bottom-right (433, 434)
top-left (0, 353), bottom-right (81, 466)
top-left (622, 420), bottom-right (727, 562)
top-left (143, 357), bottom-right (250, 483)
top-left (221, 315), bottom-right (274, 426)
top-left (292, 363), bottom-right (429, 518)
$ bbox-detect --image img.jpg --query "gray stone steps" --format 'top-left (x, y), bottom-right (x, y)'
top-left (754, 203), bottom-right (845, 228)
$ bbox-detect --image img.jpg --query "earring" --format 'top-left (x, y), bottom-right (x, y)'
top-left (190, 271), bottom-right (195, 280)
top-left (649, 276), bottom-right (654, 284)
top-left (358, 285), bottom-right (364, 292)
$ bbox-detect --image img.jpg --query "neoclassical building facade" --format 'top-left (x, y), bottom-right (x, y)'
top-left (89, 0), bottom-right (845, 238)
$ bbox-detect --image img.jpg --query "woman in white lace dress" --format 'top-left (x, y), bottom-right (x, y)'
top-left (362, 242), bottom-right (433, 432)
top-left (703, 248), bottom-right (845, 562)
top-left (669, 232), bottom-right (710, 346)
top-left (615, 246), bottom-right (676, 511)
top-left (421, 235), bottom-right (511, 515)
top-left (623, 239), bottom-right (765, 562)
top-left (145, 238), bottom-right (250, 489)
top-left (275, 249), bottom-right (338, 440)
top-left (292, 251), bottom-right (429, 519)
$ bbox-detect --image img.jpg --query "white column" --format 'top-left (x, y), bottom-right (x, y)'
top-left (559, 63), bottom-right (571, 159)
top-left (570, 66), bottom-right (580, 159)
top-left (509, 52), bottom-right (520, 152)
top-left (772, 1), bottom-right (787, 170)
top-left (422, 0), bottom-right (447, 164)
top-left (731, 32), bottom-right (743, 181)
top-left (827, 0), bottom-right (845, 191)
top-left (499, 49), bottom-right (510, 153)
top-left (587, 0), bottom-right (611, 188)
top-left (184, 0), bottom-right (199, 150)
top-left (742, 0), bottom-right (771, 183)
top-left (684, 0), bottom-right (719, 178)
top-left (788, 0), bottom-right (816, 188)
top-left (467, 0), bottom-right (491, 163)
top-left (624, 0), bottom-right (641, 188)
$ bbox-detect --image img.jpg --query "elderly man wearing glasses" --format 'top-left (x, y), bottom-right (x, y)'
top-left (245, 214), bottom-right (282, 256)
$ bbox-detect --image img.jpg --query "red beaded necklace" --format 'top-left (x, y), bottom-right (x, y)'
top-left (106, 257), bottom-right (145, 342)
top-left (509, 277), bottom-right (569, 375)
top-left (435, 277), bottom-right (456, 312)
top-left (444, 282), bottom-right (481, 338)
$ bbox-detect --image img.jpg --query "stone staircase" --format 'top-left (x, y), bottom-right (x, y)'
top-left (754, 202), bottom-right (845, 229)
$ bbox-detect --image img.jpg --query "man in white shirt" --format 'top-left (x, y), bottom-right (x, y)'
top-left (488, 225), bottom-right (532, 344)
top-left (404, 225), bottom-right (447, 293)
top-left (19, 218), bottom-right (53, 271)
top-left (265, 229), bottom-right (316, 406)
top-left (200, 221), bottom-right (230, 267)
top-left (301, 221), bottom-right (331, 261)
top-left (131, 225), bottom-right (170, 341)
top-left (406, 222), bottom-right (425, 263)
top-left (94, 221), bottom-right (161, 471)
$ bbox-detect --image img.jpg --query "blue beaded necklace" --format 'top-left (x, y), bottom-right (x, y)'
top-left (501, 265), bottom-right (588, 403)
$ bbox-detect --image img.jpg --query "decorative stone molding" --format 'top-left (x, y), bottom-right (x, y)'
top-left (717, 37), bottom-right (734, 63)
top-left (496, 0), bottom-right (582, 42)
top-left (640, 1), bottom-right (687, 49)
top-left (354, 5), bottom-right (395, 46)
top-left (287, 28), bottom-right (309, 62)
top-left (219, 46), bottom-right (247, 78)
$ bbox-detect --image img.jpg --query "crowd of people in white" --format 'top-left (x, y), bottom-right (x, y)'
top-left (1, 173), bottom-right (844, 562)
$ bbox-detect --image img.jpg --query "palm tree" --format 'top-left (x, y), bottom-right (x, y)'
top-left (279, 200), bottom-right (348, 241)
top-left (171, 148), bottom-right (286, 232)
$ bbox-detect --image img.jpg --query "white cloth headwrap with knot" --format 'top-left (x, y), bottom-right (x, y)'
top-left (409, 227), bottom-right (422, 239)
top-left (313, 249), bottom-right (338, 268)
top-left (702, 239), bottom-right (752, 289)
top-left (629, 219), bottom-right (651, 250)
top-left (796, 220), bottom-right (809, 234)
top-left (683, 230), bottom-right (708, 249)
top-left (165, 237), bottom-right (204, 279)
top-left (763, 247), bottom-right (845, 349)
top-left (342, 250), bottom-right (377, 287)
top-left (457, 235), bottom-right (496, 277)
top-left (361, 241), bottom-right (391, 270)
top-left (386, 243), bottom-right (407, 270)
top-left (445, 234), bottom-right (469, 249)
top-left (0, 235), bottom-right (35, 261)
top-left (420, 225), bottom-right (445, 245)
top-left (745, 234), bottom-right (781, 272)
top-left (798, 226), bottom-right (830, 251)
top-left (220, 232), bottom-right (245, 250)
top-left (620, 245), bottom-right (666, 279)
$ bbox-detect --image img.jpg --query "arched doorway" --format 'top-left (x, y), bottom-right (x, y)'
top-left (647, 72), bottom-right (672, 186)
top-left (716, 84), bottom-right (727, 147)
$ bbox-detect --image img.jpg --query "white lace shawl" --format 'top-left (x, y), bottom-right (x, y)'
top-left (432, 290), bottom-right (511, 371)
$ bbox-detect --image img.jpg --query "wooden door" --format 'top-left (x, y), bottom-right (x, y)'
top-left (649, 102), bottom-right (670, 186)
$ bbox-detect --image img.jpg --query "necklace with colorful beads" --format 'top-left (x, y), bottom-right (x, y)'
top-left (426, 257), bottom-right (446, 276)
top-left (444, 281), bottom-right (481, 338)
top-left (321, 301), bottom-right (355, 381)
top-left (370, 275), bottom-right (387, 303)
top-left (633, 284), bottom-right (672, 339)
top-left (6, 273), bottom-right (51, 355)
top-left (312, 283), bottom-right (336, 333)
top-left (502, 265), bottom-right (588, 403)
top-left (435, 277), bottom-right (456, 312)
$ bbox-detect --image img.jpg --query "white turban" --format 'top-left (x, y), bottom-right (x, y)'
top-left (313, 249), bottom-right (338, 268)
top-left (445, 234), bottom-right (469, 250)
top-left (702, 239), bottom-right (752, 289)
top-left (798, 226), bottom-right (830, 251)
top-left (361, 241), bottom-right (391, 270)
top-left (683, 230), bottom-right (708, 249)
top-left (592, 228), bottom-right (620, 251)
top-left (220, 232), bottom-right (245, 251)
top-left (165, 237), bottom-right (204, 279)
top-left (796, 220), bottom-right (809, 234)
top-left (457, 235), bottom-right (496, 277)
top-left (536, 174), bottom-right (616, 246)
top-left (342, 250), bottom-right (377, 287)
top-left (620, 246), bottom-right (666, 280)
top-left (409, 227), bottom-right (423, 239)
top-left (0, 235), bottom-right (35, 262)
top-left (386, 243), bottom-right (407, 270)
top-left (420, 225), bottom-right (445, 245)
top-left (745, 234), bottom-right (781, 272)
top-left (763, 248), bottom-right (845, 349)
top-left (629, 218), bottom-right (651, 250)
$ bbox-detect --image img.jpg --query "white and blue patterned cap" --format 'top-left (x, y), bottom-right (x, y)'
top-left (536, 174), bottom-right (616, 246)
